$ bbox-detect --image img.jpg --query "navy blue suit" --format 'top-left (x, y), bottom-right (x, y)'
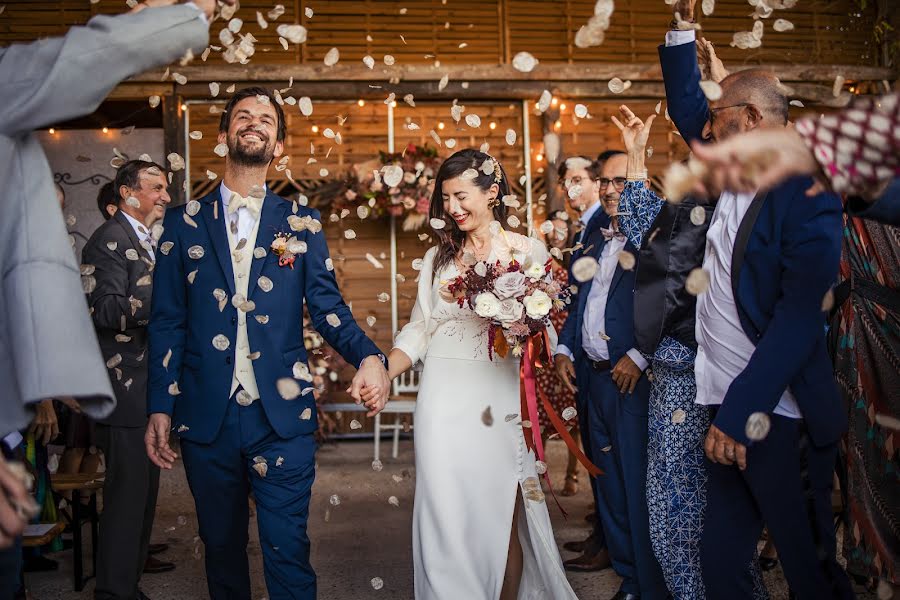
top-left (559, 211), bottom-right (666, 599)
top-left (660, 39), bottom-right (853, 599)
top-left (148, 188), bottom-right (382, 599)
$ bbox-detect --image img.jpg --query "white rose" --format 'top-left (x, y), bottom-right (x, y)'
top-left (524, 261), bottom-right (546, 280)
top-left (493, 271), bottom-right (527, 299)
top-left (523, 290), bottom-right (553, 319)
top-left (473, 292), bottom-right (501, 318)
top-left (496, 298), bottom-right (524, 325)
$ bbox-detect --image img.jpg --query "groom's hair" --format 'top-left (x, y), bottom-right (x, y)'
top-left (219, 87), bottom-right (286, 142)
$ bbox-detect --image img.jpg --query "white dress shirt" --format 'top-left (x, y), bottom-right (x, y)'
top-left (693, 192), bottom-right (801, 418)
top-left (121, 210), bottom-right (156, 261)
top-left (220, 182), bottom-right (264, 242)
top-left (556, 208), bottom-right (648, 371)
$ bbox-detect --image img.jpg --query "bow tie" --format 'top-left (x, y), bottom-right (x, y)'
top-left (600, 227), bottom-right (625, 242)
top-left (227, 193), bottom-right (263, 220)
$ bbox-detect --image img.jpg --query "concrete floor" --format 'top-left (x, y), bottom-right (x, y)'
top-left (26, 439), bottom-right (869, 600)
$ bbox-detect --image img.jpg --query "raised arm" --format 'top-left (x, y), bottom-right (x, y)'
top-left (0, 3), bottom-right (209, 137)
top-left (658, 1), bottom-right (709, 146)
top-left (611, 105), bottom-right (666, 248)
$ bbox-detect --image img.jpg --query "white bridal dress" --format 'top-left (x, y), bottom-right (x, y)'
top-left (393, 235), bottom-right (578, 600)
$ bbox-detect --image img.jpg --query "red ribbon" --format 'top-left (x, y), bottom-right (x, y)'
top-left (520, 332), bottom-right (602, 516)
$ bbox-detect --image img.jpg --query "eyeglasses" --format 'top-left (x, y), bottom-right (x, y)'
top-left (560, 175), bottom-right (590, 188)
top-left (599, 177), bottom-right (626, 190)
top-left (708, 102), bottom-right (752, 124)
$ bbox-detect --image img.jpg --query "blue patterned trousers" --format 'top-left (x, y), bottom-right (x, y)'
top-left (646, 361), bottom-right (767, 600)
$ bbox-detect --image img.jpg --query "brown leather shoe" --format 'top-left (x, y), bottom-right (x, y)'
top-left (143, 555), bottom-right (175, 574)
top-left (148, 543), bottom-right (168, 555)
top-left (564, 548), bottom-right (611, 572)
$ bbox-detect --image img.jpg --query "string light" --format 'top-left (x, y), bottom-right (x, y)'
top-left (311, 125), bottom-right (319, 133)
top-left (554, 120), bottom-right (562, 130)
top-left (488, 121), bottom-right (497, 130)
top-left (48, 128), bottom-right (55, 134)
top-left (181, 104), bottom-right (188, 111)
top-left (559, 103), bottom-right (567, 111)
top-left (102, 127), bottom-right (109, 134)
top-left (550, 96), bottom-right (558, 107)
top-left (357, 99), bottom-right (366, 107)
top-left (390, 101), bottom-right (397, 108)
top-left (437, 122), bottom-right (445, 130)
top-left (535, 153), bottom-right (543, 162)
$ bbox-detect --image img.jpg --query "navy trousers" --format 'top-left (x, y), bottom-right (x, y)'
top-left (581, 365), bottom-right (667, 600)
top-left (574, 359), bottom-right (606, 553)
top-left (701, 412), bottom-right (853, 600)
top-left (180, 395), bottom-right (317, 600)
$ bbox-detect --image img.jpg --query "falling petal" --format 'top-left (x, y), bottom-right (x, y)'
top-left (571, 256), bottom-right (599, 282)
top-left (512, 51), bottom-right (538, 73)
top-left (685, 268), bottom-right (710, 295)
top-left (745, 412), bottom-right (771, 441)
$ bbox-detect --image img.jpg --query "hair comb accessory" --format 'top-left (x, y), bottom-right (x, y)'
top-left (480, 151), bottom-right (504, 184)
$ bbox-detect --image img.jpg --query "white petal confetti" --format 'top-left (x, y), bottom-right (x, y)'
top-left (537, 90), bottom-right (552, 112)
top-left (344, 229), bottom-right (357, 240)
top-left (329, 494), bottom-right (341, 506)
top-left (562, 406), bottom-right (577, 421)
top-left (350, 419), bottom-right (362, 430)
top-left (690, 205), bottom-right (707, 226)
top-left (188, 245), bottom-right (205, 259)
top-left (574, 104), bottom-right (589, 118)
top-left (276, 23), bottom-right (307, 44)
top-left (618, 251), bottom-right (636, 271)
top-left (212, 334), bottom-right (230, 351)
top-left (699, 80), bottom-right (723, 101)
top-left (236, 390), bottom-right (255, 406)
top-left (608, 78), bottom-right (625, 94)
top-left (326, 313), bottom-right (341, 327)
top-left (363, 55), bottom-right (375, 69)
top-left (300, 407), bottom-right (313, 420)
top-left (277, 378), bottom-right (302, 400)
top-left (512, 51), bottom-right (539, 73)
top-left (571, 256), bottom-right (599, 282)
top-left (465, 114), bottom-right (481, 128)
top-left (430, 218), bottom-right (446, 230)
top-left (214, 143), bottom-right (228, 157)
top-left (773, 18), bottom-right (794, 32)
top-left (372, 459), bottom-right (383, 471)
top-left (323, 47), bottom-right (340, 67)
top-left (258, 276), bottom-right (274, 292)
top-left (685, 268), bottom-right (710, 295)
top-left (672, 409), bottom-right (687, 424)
top-left (388, 496), bottom-right (399, 507)
top-left (745, 412), bottom-right (771, 441)
top-left (371, 577), bottom-right (384, 590)
top-left (535, 460), bottom-right (547, 475)
top-left (382, 165), bottom-right (404, 188)
top-left (298, 96), bottom-right (313, 116)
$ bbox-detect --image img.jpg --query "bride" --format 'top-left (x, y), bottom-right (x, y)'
top-left (368, 149), bottom-right (579, 599)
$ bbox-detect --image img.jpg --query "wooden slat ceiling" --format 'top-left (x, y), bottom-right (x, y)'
top-left (0, 0), bottom-right (881, 69)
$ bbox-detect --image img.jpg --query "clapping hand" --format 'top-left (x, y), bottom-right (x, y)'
top-left (349, 356), bottom-right (391, 417)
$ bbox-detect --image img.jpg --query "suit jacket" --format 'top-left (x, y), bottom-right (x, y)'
top-left (0, 6), bottom-right (208, 436)
top-left (559, 209), bottom-right (641, 368)
top-left (660, 39), bottom-right (846, 447)
top-left (82, 212), bottom-right (155, 427)
top-left (148, 188), bottom-right (384, 444)
top-left (846, 178), bottom-right (900, 226)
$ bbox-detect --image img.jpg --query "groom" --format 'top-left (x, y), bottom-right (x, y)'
top-left (146, 87), bottom-right (390, 599)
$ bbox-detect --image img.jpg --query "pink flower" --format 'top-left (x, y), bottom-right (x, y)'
top-left (494, 271), bottom-right (527, 299)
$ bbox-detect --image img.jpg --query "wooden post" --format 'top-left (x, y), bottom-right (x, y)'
top-left (162, 94), bottom-right (186, 205)
top-left (542, 104), bottom-right (562, 213)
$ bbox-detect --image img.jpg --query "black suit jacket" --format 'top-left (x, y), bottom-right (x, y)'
top-left (82, 211), bottom-right (154, 427)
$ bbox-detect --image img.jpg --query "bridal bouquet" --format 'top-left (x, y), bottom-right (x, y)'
top-left (444, 254), bottom-right (569, 360)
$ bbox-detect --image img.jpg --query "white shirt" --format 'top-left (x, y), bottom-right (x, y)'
top-left (694, 192), bottom-right (801, 418)
top-left (121, 210), bottom-right (155, 261)
top-left (220, 182), bottom-right (264, 242)
top-left (556, 221), bottom-right (648, 371)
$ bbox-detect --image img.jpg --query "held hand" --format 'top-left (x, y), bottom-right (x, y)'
top-left (554, 354), bottom-right (578, 394)
top-left (0, 459), bottom-right (40, 549)
top-left (610, 354), bottom-right (642, 394)
top-left (29, 399), bottom-right (59, 446)
top-left (348, 356), bottom-right (391, 417)
top-left (704, 424), bottom-right (748, 470)
top-left (145, 413), bottom-right (178, 469)
top-left (611, 105), bottom-right (656, 156)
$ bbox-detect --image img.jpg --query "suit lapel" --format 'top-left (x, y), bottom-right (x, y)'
top-left (608, 240), bottom-right (637, 297)
top-left (113, 211), bottom-right (152, 263)
top-left (730, 190), bottom-right (768, 304)
top-left (197, 188), bottom-right (236, 297)
top-left (248, 190), bottom-right (289, 298)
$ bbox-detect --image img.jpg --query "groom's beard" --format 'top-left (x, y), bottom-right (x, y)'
top-left (227, 129), bottom-right (275, 167)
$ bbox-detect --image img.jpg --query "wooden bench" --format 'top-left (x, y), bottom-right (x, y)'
top-left (22, 521), bottom-right (66, 548)
top-left (50, 473), bottom-right (103, 592)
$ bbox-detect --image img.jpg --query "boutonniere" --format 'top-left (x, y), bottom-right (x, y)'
top-left (271, 232), bottom-right (309, 269)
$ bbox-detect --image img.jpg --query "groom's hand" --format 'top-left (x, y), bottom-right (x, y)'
top-left (145, 413), bottom-right (178, 470)
top-left (348, 356), bottom-right (391, 417)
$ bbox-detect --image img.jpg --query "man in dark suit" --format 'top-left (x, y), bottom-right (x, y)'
top-left (661, 2), bottom-right (854, 597)
top-left (83, 159), bottom-right (175, 600)
top-left (555, 155), bottom-right (667, 600)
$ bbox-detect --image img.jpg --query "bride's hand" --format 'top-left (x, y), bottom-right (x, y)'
top-left (360, 384), bottom-right (389, 416)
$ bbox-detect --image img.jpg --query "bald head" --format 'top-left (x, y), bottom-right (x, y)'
top-left (708, 69), bottom-right (789, 141)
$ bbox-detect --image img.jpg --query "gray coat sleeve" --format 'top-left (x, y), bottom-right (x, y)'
top-left (0, 4), bottom-right (208, 137)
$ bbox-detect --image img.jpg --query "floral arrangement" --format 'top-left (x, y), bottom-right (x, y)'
top-left (333, 143), bottom-right (441, 230)
top-left (444, 251), bottom-right (569, 360)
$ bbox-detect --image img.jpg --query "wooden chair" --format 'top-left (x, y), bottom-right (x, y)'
top-left (50, 473), bottom-right (103, 592)
top-left (374, 366), bottom-right (420, 461)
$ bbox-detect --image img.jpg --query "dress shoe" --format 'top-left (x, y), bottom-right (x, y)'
top-left (563, 548), bottom-right (611, 572)
top-left (609, 593), bottom-right (639, 600)
top-left (147, 543), bottom-right (168, 555)
top-left (143, 555), bottom-right (175, 574)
